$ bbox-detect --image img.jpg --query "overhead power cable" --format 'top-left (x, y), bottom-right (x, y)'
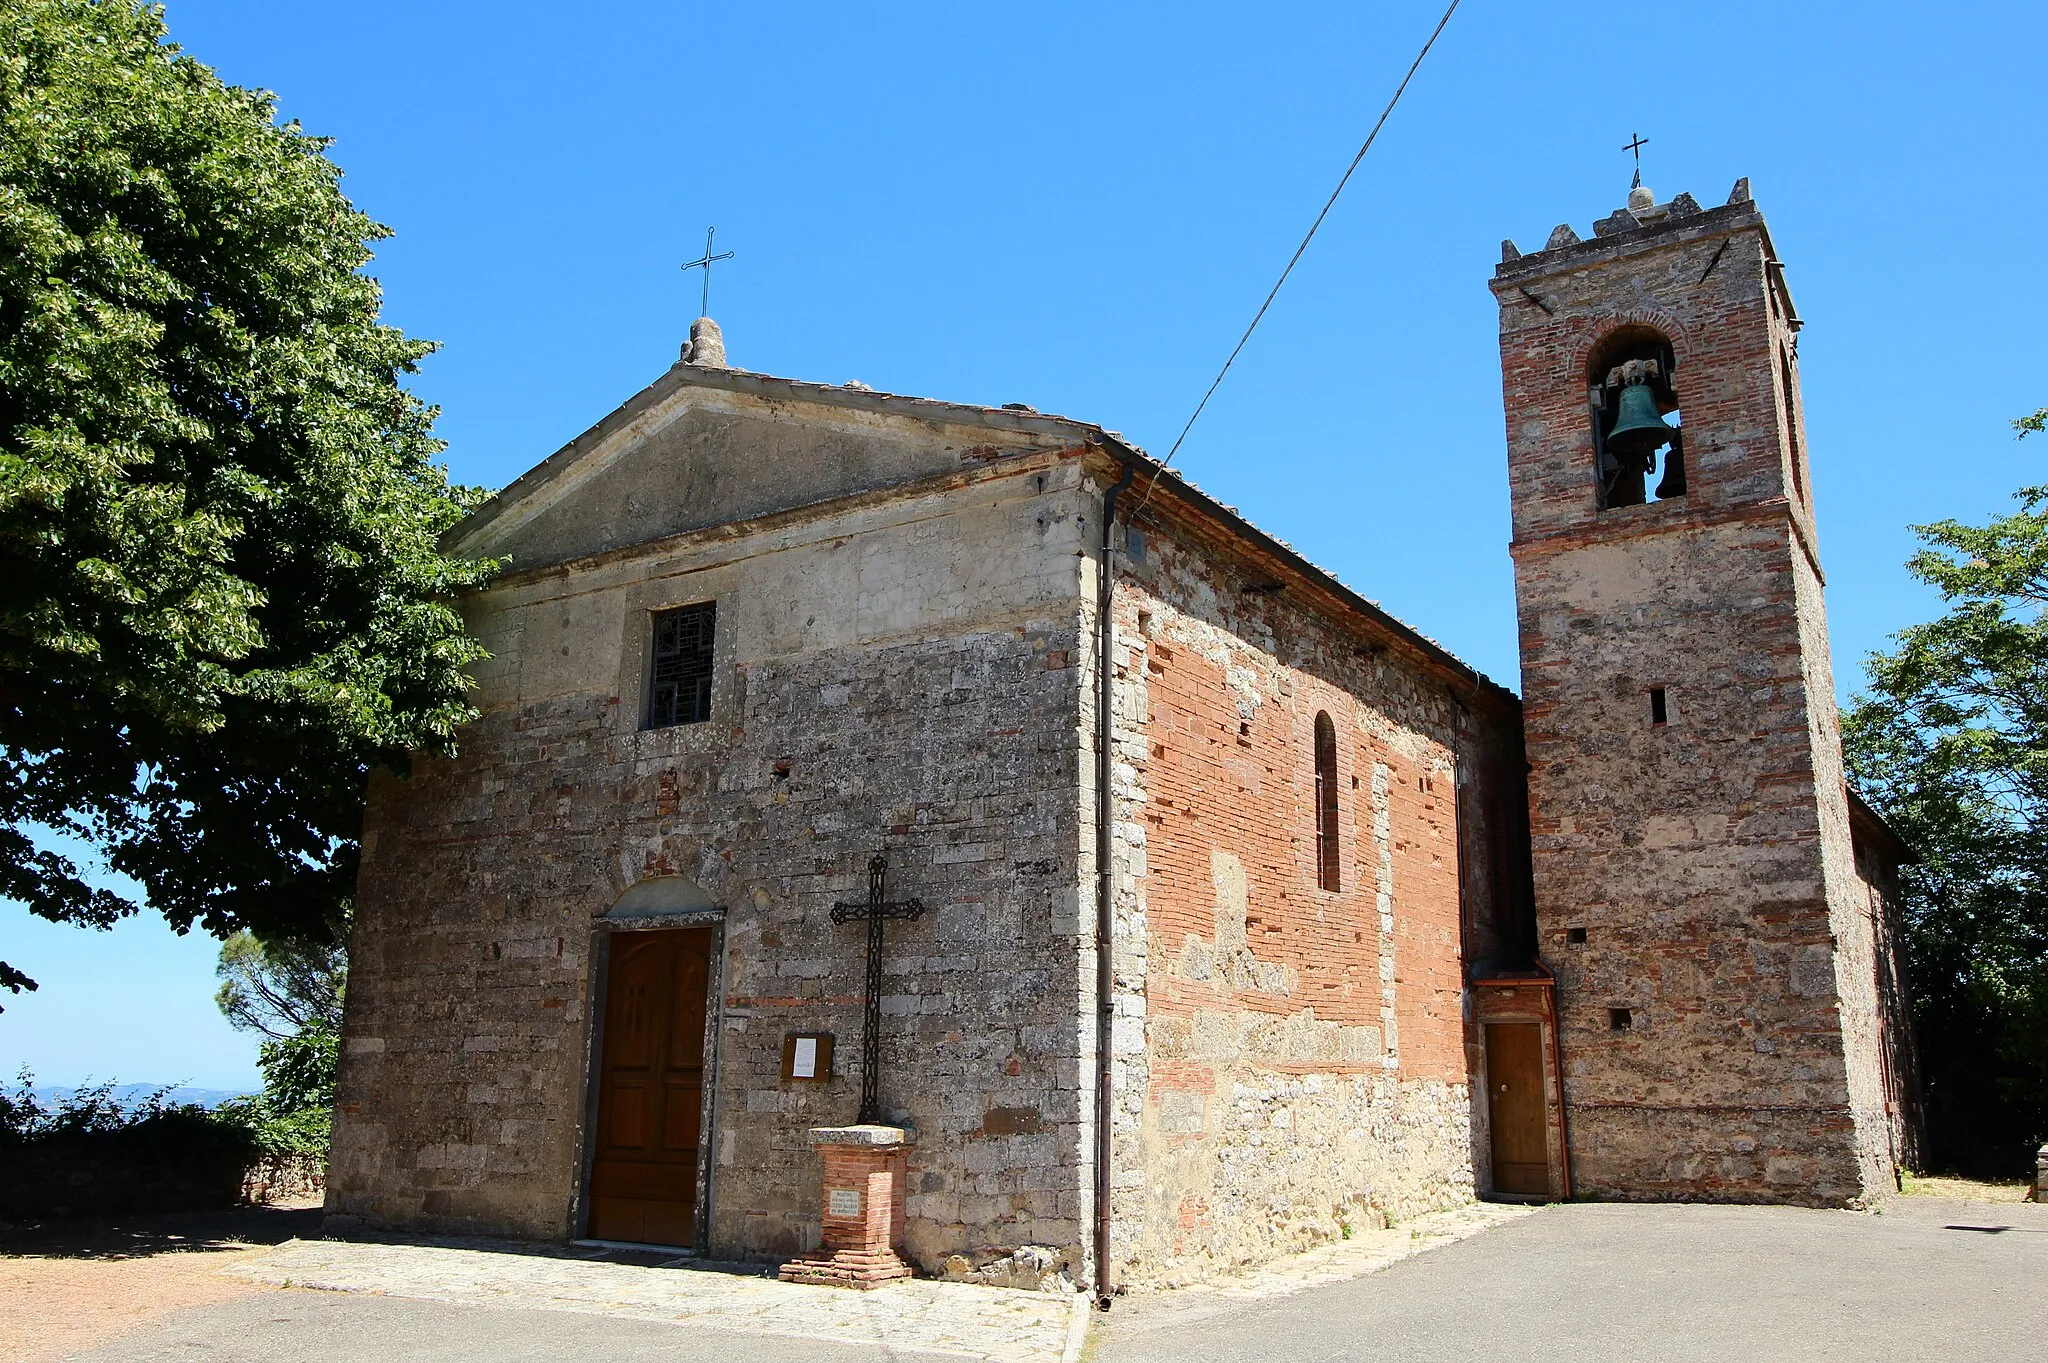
top-left (1133, 0), bottom-right (1463, 515)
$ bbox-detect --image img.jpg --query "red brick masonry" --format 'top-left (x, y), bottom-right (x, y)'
top-left (779, 1126), bottom-right (915, 1289)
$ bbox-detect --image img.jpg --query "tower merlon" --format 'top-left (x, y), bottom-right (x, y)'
top-left (1492, 179), bottom-right (1797, 329)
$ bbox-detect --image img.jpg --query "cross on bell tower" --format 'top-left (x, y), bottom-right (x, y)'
top-left (1622, 133), bottom-right (1649, 188)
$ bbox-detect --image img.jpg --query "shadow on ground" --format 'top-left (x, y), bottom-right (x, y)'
top-left (0, 1202), bottom-right (324, 1260)
top-left (0, 1202), bottom-right (783, 1278)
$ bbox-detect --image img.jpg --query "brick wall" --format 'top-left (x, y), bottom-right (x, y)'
top-left (1092, 494), bottom-right (1518, 1283)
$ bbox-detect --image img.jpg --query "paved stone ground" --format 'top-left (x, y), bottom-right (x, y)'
top-left (25, 1202), bottom-right (1512, 1362)
top-left (220, 1237), bottom-right (1086, 1363)
top-left (1098, 1194), bottom-right (2048, 1362)
top-left (59, 1291), bottom-right (1042, 1363)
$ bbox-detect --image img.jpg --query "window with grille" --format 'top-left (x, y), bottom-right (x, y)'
top-left (645, 602), bottom-right (716, 729)
top-left (1314, 711), bottom-right (1340, 892)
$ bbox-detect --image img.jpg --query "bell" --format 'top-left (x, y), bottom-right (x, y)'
top-left (1605, 378), bottom-right (1676, 460)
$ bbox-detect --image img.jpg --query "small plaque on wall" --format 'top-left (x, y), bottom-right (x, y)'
top-left (827, 1187), bottom-right (862, 1218)
top-left (783, 1032), bottom-right (834, 1082)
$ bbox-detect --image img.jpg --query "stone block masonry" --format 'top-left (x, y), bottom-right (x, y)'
top-left (329, 426), bottom-right (1102, 1273)
top-left (323, 188), bottom-right (1929, 1294)
top-left (1492, 183), bottom-right (1909, 1204)
top-left (326, 338), bottom-right (1532, 1294)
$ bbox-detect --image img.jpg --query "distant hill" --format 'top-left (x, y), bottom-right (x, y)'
top-left (25, 1083), bottom-right (254, 1110)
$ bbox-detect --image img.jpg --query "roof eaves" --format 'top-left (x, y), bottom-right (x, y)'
top-left (1846, 786), bottom-right (1919, 866)
top-left (441, 361), bottom-right (1515, 709)
top-left (1084, 433), bottom-right (1518, 709)
top-left (444, 362), bottom-right (1103, 554)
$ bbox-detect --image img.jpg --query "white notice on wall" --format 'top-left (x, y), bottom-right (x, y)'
top-left (828, 1187), bottom-right (862, 1218)
top-left (792, 1036), bottom-right (818, 1079)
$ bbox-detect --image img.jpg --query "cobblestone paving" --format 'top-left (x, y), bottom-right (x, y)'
top-left (1104, 1202), bottom-right (1537, 1336)
top-left (224, 1240), bottom-right (1085, 1363)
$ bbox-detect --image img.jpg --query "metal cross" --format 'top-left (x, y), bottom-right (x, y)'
top-left (1622, 133), bottom-right (1649, 188)
top-left (830, 850), bottom-right (924, 1126)
top-left (680, 226), bottom-right (735, 319)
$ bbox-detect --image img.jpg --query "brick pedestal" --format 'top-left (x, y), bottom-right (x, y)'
top-left (778, 1125), bottom-right (915, 1288)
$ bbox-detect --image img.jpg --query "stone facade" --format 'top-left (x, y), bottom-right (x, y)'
top-left (329, 373), bottom-right (1103, 1269)
top-left (328, 174), bottom-right (1921, 1290)
top-left (1847, 790), bottom-right (1924, 1174)
top-left (1491, 182), bottom-right (1914, 1204)
top-left (326, 363), bottom-right (1515, 1288)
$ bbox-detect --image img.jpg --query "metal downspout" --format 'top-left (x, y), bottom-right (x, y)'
top-left (1093, 453), bottom-right (1135, 1310)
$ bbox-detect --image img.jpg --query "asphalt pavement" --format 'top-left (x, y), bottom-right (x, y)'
top-left (38, 1194), bottom-right (2045, 1361)
top-left (1099, 1195), bottom-right (2048, 1363)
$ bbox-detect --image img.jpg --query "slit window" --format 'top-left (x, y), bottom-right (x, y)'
top-left (1781, 346), bottom-right (1807, 505)
top-left (1650, 687), bottom-right (1669, 726)
top-left (646, 602), bottom-right (717, 729)
top-left (1313, 711), bottom-right (1340, 892)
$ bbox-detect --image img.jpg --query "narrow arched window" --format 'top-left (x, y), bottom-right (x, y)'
top-left (1314, 711), bottom-right (1340, 891)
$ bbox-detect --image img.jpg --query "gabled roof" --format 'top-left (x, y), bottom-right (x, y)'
top-left (447, 354), bottom-right (1516, 709)
top-left (443, 360), bottom-right (1101, 561)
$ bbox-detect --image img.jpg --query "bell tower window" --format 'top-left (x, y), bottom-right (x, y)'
top-left (1589, 332), bottom-right (1685, 509)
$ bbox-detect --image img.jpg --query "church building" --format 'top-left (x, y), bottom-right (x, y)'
top-left (325, 178), bottom-right (1920, 1292)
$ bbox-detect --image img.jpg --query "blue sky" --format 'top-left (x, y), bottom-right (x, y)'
top-left (4, 0), bottom-right (2043, 1089)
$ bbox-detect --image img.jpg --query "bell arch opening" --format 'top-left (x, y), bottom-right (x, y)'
top-left (1586, 327), bottom-right (1686, 509)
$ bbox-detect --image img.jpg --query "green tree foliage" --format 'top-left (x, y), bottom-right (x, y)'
top-left (214, 928), bottom-right (344, 1039)
top-left (0, 0), bottom-right (495, 1000)
top-left (1844, 417), bottom-right (2048, 1175)
top-left (215, 930), bottom-right (343, 1158)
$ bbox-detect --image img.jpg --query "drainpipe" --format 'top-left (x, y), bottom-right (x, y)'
top-left (1093, 451), bottom-right (1135, 1311)
top-left (1536, 958), bottom-right (1575, 1201)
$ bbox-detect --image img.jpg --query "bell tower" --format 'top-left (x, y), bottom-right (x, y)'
top-left (1490, 178), bottom-right (1896, 1204)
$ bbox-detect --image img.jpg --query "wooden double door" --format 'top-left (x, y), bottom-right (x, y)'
top-left (587, 927), bottom-right (712, 1247)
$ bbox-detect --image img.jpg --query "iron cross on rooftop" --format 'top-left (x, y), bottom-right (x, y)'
top-left (831, 850), bottom-right (924, 1126)
top-left (1623, 133), bottom-right (1650, 188)
top-left (680, 226), bottom-right (734, 319)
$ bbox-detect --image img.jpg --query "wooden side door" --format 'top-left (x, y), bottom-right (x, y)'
top-left (1485, 1021), bottom-right (1550, 1197)
top-left (587, 926), bottom-right (711, 1246)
